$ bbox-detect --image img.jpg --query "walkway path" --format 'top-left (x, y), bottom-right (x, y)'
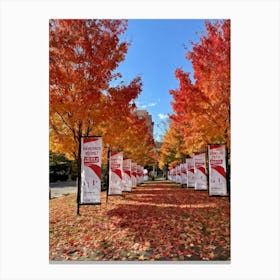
top-left (49, 180), bottom-right (230, 261)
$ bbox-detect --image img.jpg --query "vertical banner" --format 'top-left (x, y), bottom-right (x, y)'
top-left (108, 151), bottom-right (123, 196)
top-left (136, 164), bottom-right (141, 186)
top-left (186, 158), bottom-right (195, 187)
top-left (140, 166), bottom-right (144, 184)
top-left (80, 136), bottom-right (102, 204)
top-left (194, 152), bottom-right (208, 190)
top-left (122, 158), bottom-right (132, 192)
top-left (175, 165), bottom-right (180, 184)
top-left (181, 163), bottom-right (188, 186)
top-left (141, 166), bottom-right (144, 183)
top-left (135, 164), bottom-right (139, 185)
top-left (208, 144), bottom-right (228, 196)
top-left (131, 162), bottom-right (137, 188)
top-left (171, 168), bottom-right (176, 182)
top-left (143, 169), bottom-right (148, 181)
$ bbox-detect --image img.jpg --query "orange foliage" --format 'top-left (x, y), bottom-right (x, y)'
top-left (49, 19), bottom-right (155, 164)
top-left (158, 123), bottom-right (185, 169)
top-left (160, 20), bottom-right (230, 168)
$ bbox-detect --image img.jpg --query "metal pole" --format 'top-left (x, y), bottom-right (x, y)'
top-left (225, 144), bottom-right (231, 203)
top-left (77, 136), bottom-right (82, 215)
top-left (106, 147), bottom-right (110, 203)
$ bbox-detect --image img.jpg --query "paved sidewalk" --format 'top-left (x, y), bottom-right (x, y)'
top-left (50, 181), bottom-right (77, 199)
top-left (49, 178), bottom-right (166, 199)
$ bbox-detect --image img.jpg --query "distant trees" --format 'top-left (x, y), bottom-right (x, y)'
top-left (159, 20), bottom-right (230, 169)
top-left (49, 151), bottom-right (75, 182)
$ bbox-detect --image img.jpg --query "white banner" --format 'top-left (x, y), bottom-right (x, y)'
top-left (131, 162), bottom-right (137, 188)
top-left (181, 163), bottom-right (188, 185)
top-left (80, 137), bottom-right (102, 204)
top-left (176, 163), bottom-right (182, 184)
top-left (173, 168), bottom-right (176, 182)
top-left (136, 165), bottom-right (141, 185)
top-left (109, 151), bottom-right (123, 195)
top-left (171, 168), bottom-right (176, 182)
top-left (186, 158), bottom-right (195, 187)
top-left (167, 170), bottom-right (171, 181)
top-left (194, 152), bottom-right (207, 190)
top-left (122, 158), bottom-right (132, 192)
top-left (143, 169), bottom-right (148, 181)
top-left (141, 166), bottom-right (144, 183)
top-left (208, 144), bottom-right (228, 196)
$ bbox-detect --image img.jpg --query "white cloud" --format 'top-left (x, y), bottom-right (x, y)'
top-left (147, 102), bottom-right (157, 107)
top-left (137, 101), bottom-right (158, 109)
top-left (158, 113), bottom-right (168, 120)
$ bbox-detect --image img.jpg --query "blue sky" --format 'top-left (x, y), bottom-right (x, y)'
top-left (115, 19), bottom-right (207, 141)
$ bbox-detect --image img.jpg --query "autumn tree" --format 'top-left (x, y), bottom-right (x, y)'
top-left (125, 112), bottom-right (156, 166)
top-left (186, 19), bottom-right (230, 149)
top-left (160, 20), bottom-right (230, 169)
top-left (50, 18), bottom-right (156, 175)
top-left (97, 79), bottom-right (155, 165)
top-left (98, 104), bottom-right (156, 167)
top-left (158, 123), bottom-right (185, 169)
top-left (50, 20), bottom-right (142, 159)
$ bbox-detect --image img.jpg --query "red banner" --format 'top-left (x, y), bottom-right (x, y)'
top-left (108, 151), bottom-right (123, 195)
top-left (80, 137), bottom-right (102, 204)
top-left (208, 144), bottom-right (228, 196)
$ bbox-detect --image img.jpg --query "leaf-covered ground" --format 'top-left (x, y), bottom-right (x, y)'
top-left (49, 181), bottom-right (230, 261)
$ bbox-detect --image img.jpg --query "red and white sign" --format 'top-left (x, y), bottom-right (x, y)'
top-left (176, 165), bottom-right (181, 184)
top-left (131, 162), bottom-right (137, 188)
top-left (181, 163), bottom-right (188, 185)
top-left (194, 152), bottom-right (207, 190)
top-left (136, 164), bottom-right (140, 185)
top-left (143, 169), bottom-right (148, 181)
top-left (109, 151), bottom-right (123, 195)
top-left (170, 168), bottom-right (176, 182)
top-left (137, 165), bottom-right (144, 185)
top-left (186, 158), bottom-right (195, 187)
top-left (122, 158), bottom-right (132, 192)
top-left (208, 144), bottom-right (228, 196)
top-left (172, 168), bottom-right (176, 182)
top-left (168, 169), bottom-right (172, 182)
top-left (141, 166), bottom-right (144, 183)
top-left (80, 137), bottom-right (102, 204)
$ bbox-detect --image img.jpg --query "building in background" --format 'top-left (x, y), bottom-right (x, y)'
top-left (135, 109), bottom-right (154, 137)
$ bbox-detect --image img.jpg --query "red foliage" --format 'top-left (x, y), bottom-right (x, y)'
top-left (161, 19), bottom-right (230, 165)
top-left (49, 182), bottom-right (230, 261)
top-left (49, 19), bottom-right (155, 165)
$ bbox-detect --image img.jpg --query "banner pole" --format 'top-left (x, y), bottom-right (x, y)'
top-left (226, 144), bottom-right (230, 202)
top-left (77, 136), bottom-right (82, 215)
top-left (207, 145), bottom-right (210, 196)
top-left (106, 147), bottom-right (110, 203)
